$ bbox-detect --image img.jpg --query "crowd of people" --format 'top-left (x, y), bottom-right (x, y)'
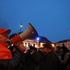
top-left (0, 41), bottom-right (70, 70)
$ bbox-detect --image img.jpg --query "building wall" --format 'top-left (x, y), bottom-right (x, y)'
top-left (55, 41), bottom-right (70, 50)
top-left (22, 39), bottom-right (46, 49)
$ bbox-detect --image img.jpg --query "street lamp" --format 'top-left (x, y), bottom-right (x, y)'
top-left (19, 24), bottom-right (23, 32)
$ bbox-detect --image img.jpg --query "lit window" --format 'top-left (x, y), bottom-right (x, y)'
top-left (40, 43), bottom-right (45, 48)
top-left (24, 43), bottom-right (27, 47)
top-left (24, 42), bottom-right (29, 48)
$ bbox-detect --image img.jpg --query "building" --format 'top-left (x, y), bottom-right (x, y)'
top-left (54, 39), bottom-right (70, 50)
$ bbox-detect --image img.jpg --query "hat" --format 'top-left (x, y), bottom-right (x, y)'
top-left (0, 28), bottom-right (11, 36)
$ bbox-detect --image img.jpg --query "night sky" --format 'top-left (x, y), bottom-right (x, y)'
top-left (0, 0), bottom-right (70, 42)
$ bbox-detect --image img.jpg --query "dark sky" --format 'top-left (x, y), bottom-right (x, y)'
top-left (0, 0), bottom-right (70, 42)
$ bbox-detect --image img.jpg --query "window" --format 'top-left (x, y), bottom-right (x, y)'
top-left (40, 43), bottom-right (46, 48)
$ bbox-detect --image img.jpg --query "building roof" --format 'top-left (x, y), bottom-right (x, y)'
top-left (57, 39), bottom-right (70, 43)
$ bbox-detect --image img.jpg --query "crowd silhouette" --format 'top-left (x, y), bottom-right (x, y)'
top-left (0, 40), bottom-right (70, 70)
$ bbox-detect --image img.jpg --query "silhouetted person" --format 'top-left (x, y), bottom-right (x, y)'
top-left (39, 51), bottom-right (60, 70)
top-left (56, 44), bottom-right (69, 70)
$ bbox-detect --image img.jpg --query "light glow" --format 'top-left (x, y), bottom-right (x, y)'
top-left (36, 37), bottom-right (40, 41)
top-left (51, 44), bottom-right (55, 47)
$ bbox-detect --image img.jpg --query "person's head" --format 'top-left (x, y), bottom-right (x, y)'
top-left (0, 28), bottom-right (11, 42)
